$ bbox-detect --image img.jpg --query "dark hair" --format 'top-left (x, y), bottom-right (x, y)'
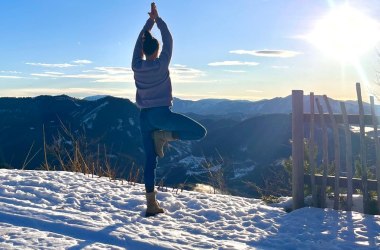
top-left (142, 30), bottom-right (159, 56)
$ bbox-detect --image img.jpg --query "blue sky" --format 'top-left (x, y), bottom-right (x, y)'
top-left (0, 0), bottom-right (380, 101)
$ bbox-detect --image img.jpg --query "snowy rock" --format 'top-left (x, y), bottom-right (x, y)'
top-left (128, 118), bottom-right (135, 126)
top-left (82, 101), bottom-right (109, 129)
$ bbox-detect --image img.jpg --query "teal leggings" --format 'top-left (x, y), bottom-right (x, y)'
top-left (139, 106), bottom-right (207, 192)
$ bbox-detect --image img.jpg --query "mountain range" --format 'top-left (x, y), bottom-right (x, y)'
top-left (172, 95), bottom-right (378, 117)
top-left (0, 94), bottom-right (376, 197)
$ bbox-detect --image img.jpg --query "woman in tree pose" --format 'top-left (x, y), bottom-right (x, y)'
top-left (132, 3), bottom-right (207, 217)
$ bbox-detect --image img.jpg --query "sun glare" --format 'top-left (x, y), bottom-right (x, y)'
top-left (307, 5), bottom-right (380, 62)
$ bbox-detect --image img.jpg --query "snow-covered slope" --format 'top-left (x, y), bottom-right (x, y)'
top-left (0, 169), bottom-right (379, 249)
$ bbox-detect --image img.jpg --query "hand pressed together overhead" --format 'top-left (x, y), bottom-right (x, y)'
top-left (148, 2), bottom-right (159, 20)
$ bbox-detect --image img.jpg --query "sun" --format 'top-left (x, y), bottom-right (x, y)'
top-left (307, 5), bottom-right (380, 62)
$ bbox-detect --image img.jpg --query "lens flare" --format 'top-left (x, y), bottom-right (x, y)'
top-left (307, 5), bottom-right (380, 62)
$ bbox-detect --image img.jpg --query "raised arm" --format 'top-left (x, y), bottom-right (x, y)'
top-left (132, 18), bottom-right (155, 68)
top-left (156, 17), bottom-right (173, 67)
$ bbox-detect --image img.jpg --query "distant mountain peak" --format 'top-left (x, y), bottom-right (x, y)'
top-left (83, 95), bottom-right (110, 101)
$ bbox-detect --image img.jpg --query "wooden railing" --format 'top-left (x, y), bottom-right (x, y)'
top-left (292, 83), bottom-right (380, 214)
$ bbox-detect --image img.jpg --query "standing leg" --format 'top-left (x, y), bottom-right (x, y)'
top-left (141, 130), bottom-right (158, 193)
top-left (140, 111), bottom-right (164, 217)
top-left (141, 130), bottom-right (164, 217)
top-left (140, 110), bottom-right (158, 192)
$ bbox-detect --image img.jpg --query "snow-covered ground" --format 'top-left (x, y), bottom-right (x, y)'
top-left (0, 169), bottom-right (379, 249)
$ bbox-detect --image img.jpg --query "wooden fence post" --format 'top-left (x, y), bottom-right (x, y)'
top-left (340, 102), bottom-right (353, 211)
top-left (316, 98), bottom-right (328, 208)
top-left (292, 90), bottom-right (304, 210)
top-left (323, 95), bottom-right (341, 210)
top-left (309, 93), bottom-right (317, 207)
top-left (370, 96), bottom-right (380, 212)
top-left (356, 82), bottom-right (369, 214)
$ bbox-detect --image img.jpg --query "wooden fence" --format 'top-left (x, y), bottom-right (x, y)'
top-left (292, 82), bottom-right (380, 214)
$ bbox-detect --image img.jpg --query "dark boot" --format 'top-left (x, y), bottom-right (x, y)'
top-left (145, 191), bottom-right (164, 217)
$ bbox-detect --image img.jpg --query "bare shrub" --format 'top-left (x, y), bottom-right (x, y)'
top-left (42, 120), bottom-right (132, 183)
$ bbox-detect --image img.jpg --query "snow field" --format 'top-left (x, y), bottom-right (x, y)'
top-left (0, 169), bottom-right (379, 249)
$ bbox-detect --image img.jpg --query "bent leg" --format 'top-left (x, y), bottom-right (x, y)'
top-left (162, 111), bottom-right (207, 141)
